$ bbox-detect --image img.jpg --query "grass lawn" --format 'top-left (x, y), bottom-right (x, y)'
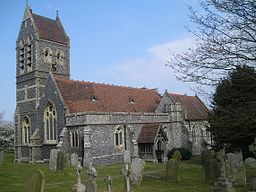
top-left (0, 153), bottom-right (247, 192)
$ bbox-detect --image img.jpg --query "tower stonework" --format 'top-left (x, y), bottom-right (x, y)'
top-left (15, 6), bottom-right (70, 162)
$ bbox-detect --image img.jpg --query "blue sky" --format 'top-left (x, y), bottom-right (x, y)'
top-left (0, 0), bottom-right (200, 120)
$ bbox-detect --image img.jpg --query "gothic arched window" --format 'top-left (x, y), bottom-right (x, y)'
top-left (56, 50), bottom-right (64, 65)
top-left (44, 102), bottom-right (57, 144)
top-left (26, 36), bottom-right (33, 72)
top-left (114, 126), bottom-right (124, 147)
top-left (44, 47), bottom-right (52, 64)
top-left (22, 116), bottom-right (30, 144)
top-left (19, 39), bottom-right (25, 74)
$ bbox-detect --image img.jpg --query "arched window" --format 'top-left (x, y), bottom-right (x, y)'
top-left (44, 47), bottom-right (52, 64)
top-left (70, 130), bottom-right (79, 148)
top-left (56, 50), bottom-right (64, 65)
top-left (114, 126), bottom-right (124, 147)
top-left (22, 116), bottom-right (30, 144)
top-left (44, 102), bottom-right (57, 144)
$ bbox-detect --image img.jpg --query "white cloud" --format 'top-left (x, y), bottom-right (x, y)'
top-left (99, 36), bottom-right (196, 95)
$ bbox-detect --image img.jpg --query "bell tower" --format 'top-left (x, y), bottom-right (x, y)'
top-left (15, 5), bottom-right (70, 162)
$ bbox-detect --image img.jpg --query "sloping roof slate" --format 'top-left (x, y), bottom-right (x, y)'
top-left (169, 93), bottom-right (208, 120)
top-left (32, 13), bottom-right (68, 45)
top-left (55, 78), bottom-right (161, 113)
top-left (137, 123), bottom-right (160, 144)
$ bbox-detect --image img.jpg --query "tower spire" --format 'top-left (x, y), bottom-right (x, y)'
top-left (26, 0), bottom-right (29, 7)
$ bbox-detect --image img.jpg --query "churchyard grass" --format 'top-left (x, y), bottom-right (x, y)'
top-left (0, 154), bottom-right (246, 192)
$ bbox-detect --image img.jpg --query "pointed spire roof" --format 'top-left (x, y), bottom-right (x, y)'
top-left (21, 5), bottom-right (69, 45)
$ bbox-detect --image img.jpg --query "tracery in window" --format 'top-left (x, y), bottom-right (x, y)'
top-left (44, 102), bottom-right (57, 144)
top-left (56, 50), bottom-right (64, 65)
top-left (44, 47), bottom-right (52, 64)
top-left (22, 116), bottom-right (30, 144)
top-left (114, 126), bottom-right (124, 147)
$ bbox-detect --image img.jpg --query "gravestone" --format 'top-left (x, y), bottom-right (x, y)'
top-left (205, 158), bottom-right (220, 184)
top-left (49, 149), bottom-right (64, 171)
top-left (121, 165), bottom-right (131, 192)
top-left (104, 175), bottom-right (112, 192)
top-left (166, 159), bottom-right (180, 183)
top-left (0, 148), bottom-right (4, 164)
top-left (71, 153), bottom-right (79, 167)
top-left (226, 151), bottom-right (246, 186)
top-left (172, 150), bottom-right (182, 163)
top-left (26, 169), bottom-right (45, 192)
top-left (49, 149), bottom-right (58, 171)
top-left (57, 150), bottom-right (64, 171)
top-left (130, 158), bottom-right (145, 185)
top-left (201, 149), bottom-right (211, 169)
top-left (86, 164), bottom-right (97, 192)
top-left (213, 148), bottom-right (234, 192)
top-left (245, 157), bottom-right (256, 168)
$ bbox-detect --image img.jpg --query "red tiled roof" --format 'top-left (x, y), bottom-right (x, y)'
top-left (55, 78), bottom-right (161, 113)
top-left (32, 13), bottom-right (68, 45)
top-left (169, 93), bottom-right (208, 120)
top-left (137, 123), bottom-right (160, 144)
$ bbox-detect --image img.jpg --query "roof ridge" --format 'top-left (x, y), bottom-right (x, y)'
top-left (32, 13), bottom-right (56, 22)
top-left (55, 77), bottom-right (159, 92)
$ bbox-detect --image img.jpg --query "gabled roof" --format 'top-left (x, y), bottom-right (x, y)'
top-left (55, 78), bottom-right (161, 113)
top-left (32, 13), bottom-right (69, 45)
top-left (169, 93), bottom-right (208, 120)
top-left (137, 123), bottom-right (168, 144)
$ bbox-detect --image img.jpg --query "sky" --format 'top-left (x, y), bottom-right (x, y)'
top-left (0, 0), bottom-right (201, 121)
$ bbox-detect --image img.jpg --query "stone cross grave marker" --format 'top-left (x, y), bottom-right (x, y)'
top-left (104, 175), bottom-right (112, 192)
top-left (130, 158), bottom-right (145, 186)
top-left (213, 148), bottom-right (234, 192)
top-left (172, 150), bottom-right (182, 163)
top-left (26, 169), bottom-right (45, 192)
top-left (121, 165), bottom-right (131, 192)
top-left (87, 164), bottom-right (97, 192)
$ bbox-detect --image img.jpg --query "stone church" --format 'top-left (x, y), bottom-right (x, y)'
top-left (14, 6), bottom-right (211, 165)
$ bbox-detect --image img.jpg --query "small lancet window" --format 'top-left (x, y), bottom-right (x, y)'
top-left (56, 50), bottom-right (64, 65)
top-left (114, 126), bottom-right (124, 147)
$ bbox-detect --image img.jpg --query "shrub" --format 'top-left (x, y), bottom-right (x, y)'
top-left (167, 147), bottom-right (192, 160)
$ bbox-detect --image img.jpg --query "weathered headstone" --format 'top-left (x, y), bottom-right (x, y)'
top-left (172, 150), bottom-right (182, 163)
top-left (201, 149), bottom-right (211, 169)
top-left (130, 158), bottom-right (145, 185)
top-left (166, 159), bottom-right (180, 183)
top-left (226, 151), bottom-right (246, 186)
top-left (0, 148), bottom-right (4, 164)
top-left (104, 176), bottom-right (112, 192)
top-left (205, 158), bottom-right (220, 184)
top-left (86, 164), bottom-right (97, 192)
top-left (245, 157), bottom-right (256, 168)
top-left (26, 169), bottom-right (45, 192)
top-left (49, 149), bottom-right (58, 171)
top-left (213, 148), bottom-right (234, 192)
top-left (71, 153), bottom-right (79, 167)
top-left (57, 150), bottom-right (64, 171)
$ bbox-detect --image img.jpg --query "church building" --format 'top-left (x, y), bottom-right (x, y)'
top-left (14, 6), bottom-right (211, 165)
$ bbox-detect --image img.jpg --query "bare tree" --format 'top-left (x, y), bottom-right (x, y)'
top-left (0, 112), bottom-right (14, 150)
top-left (167, 0), bottom-right (256, 86)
